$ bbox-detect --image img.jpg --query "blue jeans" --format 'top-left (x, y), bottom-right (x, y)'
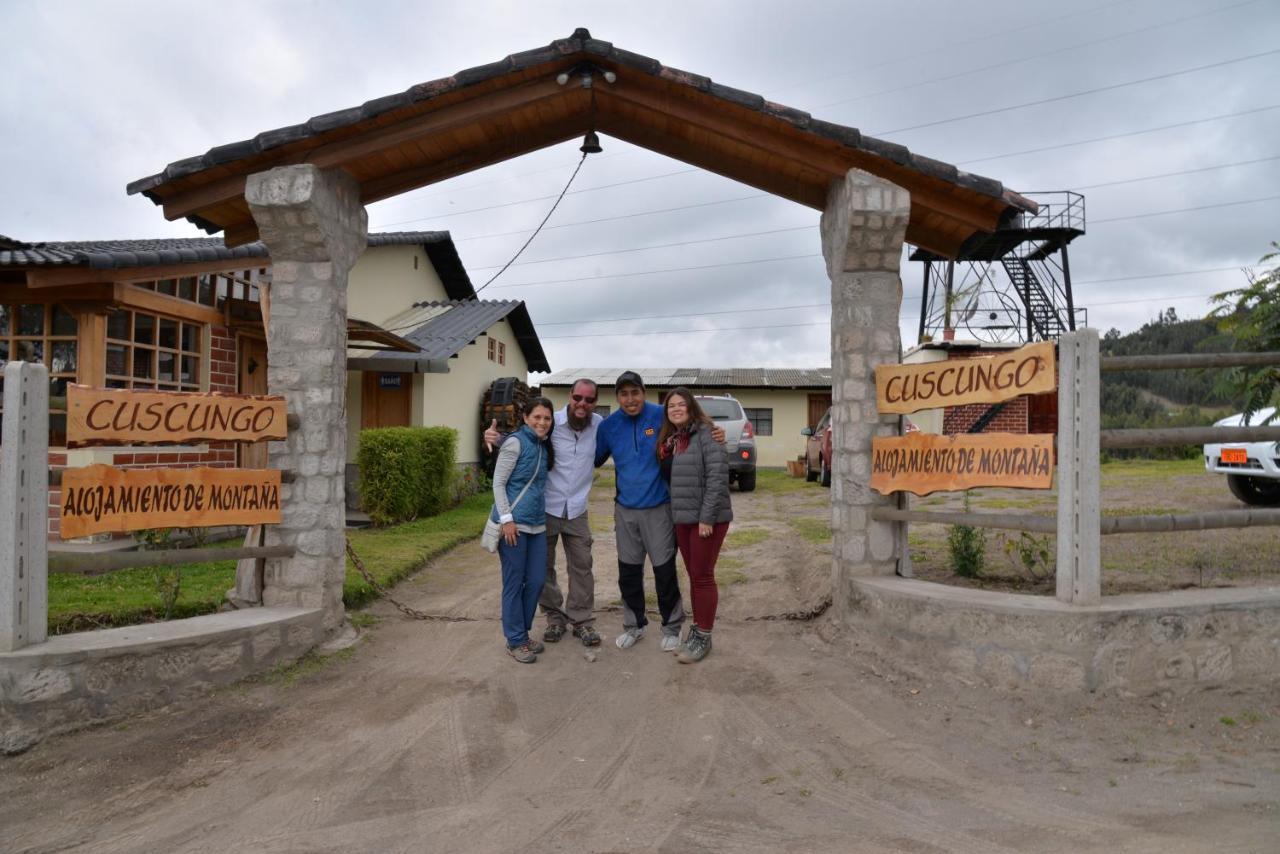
top-left (498, 530), bottom-right (547, 647)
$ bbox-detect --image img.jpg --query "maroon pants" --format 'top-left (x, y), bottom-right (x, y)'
top-left (674, 522), bottom-right (729, 630)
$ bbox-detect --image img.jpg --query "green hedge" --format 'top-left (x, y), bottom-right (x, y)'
top-left (357, 426), bottom-right (458, 526)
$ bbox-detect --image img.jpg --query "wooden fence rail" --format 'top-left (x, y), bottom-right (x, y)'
top-left (872, 507), bottom-right (1056, 534)
top-left (47, 545), bottom-right (297, 576)
top-left (1100, 425), bottom-right (1280, 449)
top-left (1100, 351), bottom-right (1280, 372)
top-left (1101, 509), bottom-right (1280, 535)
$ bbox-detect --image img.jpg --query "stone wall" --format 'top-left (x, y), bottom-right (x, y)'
top-left (0, 607), bottom-right (324, 754)
top-left (851, 578), bottom-right (1280, 695)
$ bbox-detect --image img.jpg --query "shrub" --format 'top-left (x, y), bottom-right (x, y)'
top-left (947, 495), bottom-right (986, 578)
top-left (357, 426), bottom-right (458, 526)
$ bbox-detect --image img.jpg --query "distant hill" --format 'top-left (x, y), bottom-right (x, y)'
top-left (1099, 307), bottom-right (1237, 457)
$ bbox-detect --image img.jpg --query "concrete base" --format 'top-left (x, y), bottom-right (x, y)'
top-left (850, 578), bottom-right (1280, 695)
top-left (0, 607), bottom-right (324, 754)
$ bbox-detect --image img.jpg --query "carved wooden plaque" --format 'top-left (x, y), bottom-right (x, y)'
top-left (66, 385), bottom-right (288, 447)
top-left (875, 341), bottom-right (1056, 415)
top-left (870, 432), bottom-right (1055, 496)
top-left (60, 465), bottom-right (282, 538)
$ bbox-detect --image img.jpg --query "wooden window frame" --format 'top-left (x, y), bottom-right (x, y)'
top-left (104, 307), bottom-right (204, 394)
top-left (0, 302), bottom-right (79, 446)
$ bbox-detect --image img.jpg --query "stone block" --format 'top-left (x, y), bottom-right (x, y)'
top-left (252, 630), bottom-right (282, 663)
top-left (1194, 642), bottom-right (1233, 682)
top-left (13, 667), bottom-right (73, 703)
top-left (1029, 654), bottom-right (1087, 691)
top-left (84, 657), bottom-right (146, 695)
top-left (977, 649), bottom-right (1024, 689)
top-left (155, 651), bottom-right (196, 681)
top-left (198, 642), bottom-right (247, 676)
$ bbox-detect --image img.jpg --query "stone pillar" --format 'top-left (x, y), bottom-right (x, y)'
top-left (1, 362), bottom-right (49, 652)
top-left (820, 169), bottom-right (910, 616)
top-left (246, 165), bottom-right (367, 631)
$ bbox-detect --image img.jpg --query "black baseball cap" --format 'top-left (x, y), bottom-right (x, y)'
top-left (615, 370), bottom-right (645, 391)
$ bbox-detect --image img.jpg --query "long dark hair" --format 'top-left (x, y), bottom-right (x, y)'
top-left (657, 387), bottom-right (712, 451)
top-left (523, 396), bottom-right (556, 471)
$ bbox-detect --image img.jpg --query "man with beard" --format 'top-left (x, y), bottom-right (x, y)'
top-left (487, 378), bottom-right (603, 646)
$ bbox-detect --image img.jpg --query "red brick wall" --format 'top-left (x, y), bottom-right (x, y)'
top-left (47, 325), bottom-right (242, 539)
top-left (939, 348), bottom-right (1032, 435)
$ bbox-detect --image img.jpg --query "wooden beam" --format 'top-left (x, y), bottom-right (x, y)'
top-left (159, 78), bottom-right (574, 223)
top-left (76, 312), bottom-right (107, 387)
top-left (604, 84), bottom-right (1002, 239)
top-left (113, 283), bottom-right (224, 325)
top-left (2, 282), bottom-right (114, 303)
top-left (25, 257), bottom-right (266, 289)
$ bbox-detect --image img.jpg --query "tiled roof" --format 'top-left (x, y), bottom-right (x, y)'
top-left (0, 232), bottom-right (473, 292)
top-left (359, 300), bottom-right (550, 374)
top-left (127, 29), bottom-right (1033, 223)
top-left (539, 368), bottom-right (831, 389)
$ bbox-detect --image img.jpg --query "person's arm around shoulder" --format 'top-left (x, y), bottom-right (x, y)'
top-left (491, 435), bottom-right (522, 545)
top-left (594, 416), bottom-right (613, 467)
top-left (699, 424), bottom-right (730, 537)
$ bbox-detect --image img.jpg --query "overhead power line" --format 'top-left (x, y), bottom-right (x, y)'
top-left (814, 0), bottom-right (1261, 111)
top-left (874, 47), bottom-right (1280, 137)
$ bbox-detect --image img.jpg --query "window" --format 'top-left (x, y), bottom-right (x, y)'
top-left (0, 303), bottom-right (78, 445)
top-left (105, 309), bottom-right (202, 392)
top-left (594, 405), bottom-right (611, 417)
top-left (498, 341), bottom-right (506, 366)
top-left (743, 407), bottom-right (774, 436)
top-left (132, 268), bottom-right (267, 311)
top-left (487, 337), bottom-right (496, 361)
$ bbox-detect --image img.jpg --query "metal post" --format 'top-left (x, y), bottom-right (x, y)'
top-left (1055, 330), bottom-right (1101, 605)
top-left (1061, 244), bottom-right (1076, 332)
top-left (918, 260), bottom-right (931, 344)
top-left (1, 362), bottom-right (49, 651)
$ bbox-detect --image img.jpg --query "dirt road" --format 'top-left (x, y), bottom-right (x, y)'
top-left (4, 476), bottom-right (1278, 852)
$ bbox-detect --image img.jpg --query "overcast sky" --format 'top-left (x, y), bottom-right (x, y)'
top-left (3, 0), bottom-right (1277, 378)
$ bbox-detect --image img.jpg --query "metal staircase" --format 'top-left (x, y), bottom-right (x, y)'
top-left (911, 191), bottom-right (1085, 345)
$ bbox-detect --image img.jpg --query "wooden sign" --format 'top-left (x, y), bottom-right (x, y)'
top-left (875, 341), bottom-right (1056, 415)
top-left (60, 465), bottom-right (282, 539)
top-left (67, 385), bottom-right (288, 447)
top-left (870, 432), bottom-right (1054, 496)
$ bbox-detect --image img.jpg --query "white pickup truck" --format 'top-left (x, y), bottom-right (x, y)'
top-left (1203, 407), bottom-right (1280, 506)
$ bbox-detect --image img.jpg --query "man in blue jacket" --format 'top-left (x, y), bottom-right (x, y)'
top-left (595, 370), bottom-right (686, 651)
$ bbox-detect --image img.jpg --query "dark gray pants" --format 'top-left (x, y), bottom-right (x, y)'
top-left (615, 502), bottom-right (684, 635)
top-left (539, 512), bottom-right (595, 628)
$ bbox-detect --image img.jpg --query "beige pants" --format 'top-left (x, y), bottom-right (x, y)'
top-left (539, 512), bottom-right (595, 627)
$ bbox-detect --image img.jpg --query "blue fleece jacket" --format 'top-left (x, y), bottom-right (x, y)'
top-left (595, 401), bottom-right (669, 509)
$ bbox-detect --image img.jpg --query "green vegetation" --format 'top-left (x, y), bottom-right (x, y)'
top-left (726, 528), bottom-right (770, 548)
top-left (1211, 240), bottom-right (1280, 420)
top-left (47, 492), bottom-right (491, 633)
top-left (357, 426), bottom-right (458, 525)
top-left (754, 469), bottom-right (820, 495)
top-left (788, 517), bottom-right (832, 544)
top-left (947, 494), bottom-right (986, 578)
top-left (1220, 716), bottom-right (1237, 727)
top-left (251, 646), bottom-right (356, 688)
top-left (719, 568), bottom-right (748, 586)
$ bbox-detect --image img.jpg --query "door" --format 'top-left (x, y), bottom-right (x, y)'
top-left (238, 336), bottom-right (270, 468)
top-left (361, 371), bottom-right (412, 429)
top-left (807, 393), bottom-right (832, 429)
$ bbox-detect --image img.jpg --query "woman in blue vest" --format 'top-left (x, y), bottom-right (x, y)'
top-left (491, 397), bottom-right (556, 663)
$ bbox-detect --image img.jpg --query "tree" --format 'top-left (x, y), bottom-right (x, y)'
top-left (1211, 241), bottom-right (1280, 423)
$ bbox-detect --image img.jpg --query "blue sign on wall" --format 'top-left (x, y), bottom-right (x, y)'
top-left (379, 374), bottom-right (403, 389)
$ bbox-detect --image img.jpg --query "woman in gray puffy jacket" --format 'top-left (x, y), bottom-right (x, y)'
top-left (656, 387), bottom-right (732, 663)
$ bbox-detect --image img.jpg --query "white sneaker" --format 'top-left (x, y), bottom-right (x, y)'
top-left (615, 627), bottom-right (645, 649)
top-left (660, 633), bottom-right (681, 653)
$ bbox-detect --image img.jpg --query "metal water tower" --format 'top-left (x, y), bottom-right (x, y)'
top-left (912, 191), bottom-right (1086, 344)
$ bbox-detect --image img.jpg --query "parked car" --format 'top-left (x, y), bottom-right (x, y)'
top-left (802, 407), bottom-right (832, 487)
top-left (695, 394), bottom-right (756, 492)
top-left (1203, 407), bottom-right (1280, 506)
top-left (802, 408), bottom-right (917, 488)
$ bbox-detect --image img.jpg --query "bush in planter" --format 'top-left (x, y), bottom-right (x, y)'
top-left (357, 426), bottom-right (458, 526)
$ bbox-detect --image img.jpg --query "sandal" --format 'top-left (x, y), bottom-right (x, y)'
top-left (572, 624), bottom-right (601, 647)
top-left (543, 624), bottom-right (567, 643)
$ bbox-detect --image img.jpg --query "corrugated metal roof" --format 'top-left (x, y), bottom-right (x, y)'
top-left (539, 367), bottom-right (831, 389)
top-left (354, 300), bottom-right (550, 374)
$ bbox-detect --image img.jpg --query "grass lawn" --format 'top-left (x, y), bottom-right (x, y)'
top-left (47, 493), bottom-right (491, 634)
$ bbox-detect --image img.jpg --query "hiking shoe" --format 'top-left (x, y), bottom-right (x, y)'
top-left (660, 632), bottom-right (682, 653)
top-left (615, 627), bottom-right (645, 649)
top-left (573, 624), bottom-right (601, 647)
top-left (507, 643), bottom-right (537, 664)
top-left (543, 624), bottom-right (567, 643)
top-left (526, 638), bottom-right (546, 655)
top-left (677, 629), bottom-right (712, 664)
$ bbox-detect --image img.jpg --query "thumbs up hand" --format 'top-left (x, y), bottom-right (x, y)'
top-left (484, 419), bottom-right (500, 452)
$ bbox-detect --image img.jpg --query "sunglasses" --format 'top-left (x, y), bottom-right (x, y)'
top-left (571, 394), bottom-right (597, 404)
